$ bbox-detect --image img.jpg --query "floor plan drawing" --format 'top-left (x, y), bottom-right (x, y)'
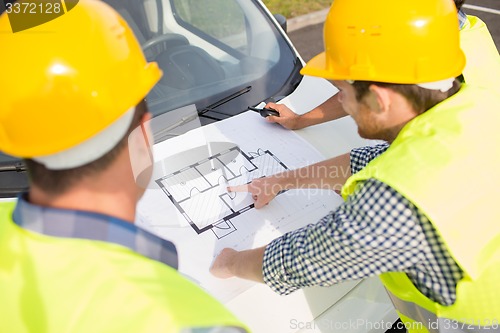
top-left (155, 146), bottom-right (288, 239)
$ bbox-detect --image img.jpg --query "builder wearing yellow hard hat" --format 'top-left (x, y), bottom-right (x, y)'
top-left (265, 0), bottom-right (500, 130)
top-left (0, 1), bottom-right (248, 332)
top-left (211, 0), bottom-right (500, 331)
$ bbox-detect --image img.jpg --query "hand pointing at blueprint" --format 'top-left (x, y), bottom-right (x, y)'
top-left (227, 176), bottom-right (282, 209)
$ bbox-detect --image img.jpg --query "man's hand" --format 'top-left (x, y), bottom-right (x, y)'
top-left (210, 247), bottom-right (266, 282)
top-left (210, 248), bottom-right (239, 279)
top-left (265, 95), bottom-right (348, 130)
top-left (228, 176), bottom-right (284, 209)
top-left (264, 102), bottom-right (302, 130)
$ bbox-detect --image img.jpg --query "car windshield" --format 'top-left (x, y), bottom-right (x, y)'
top-left (103, 0), bottom-right (301, 122)
top-left (0, 0), bottom-right (302, 197)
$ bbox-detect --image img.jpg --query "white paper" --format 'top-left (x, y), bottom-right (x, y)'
top-left (137, 111), bottom-right (344, 302)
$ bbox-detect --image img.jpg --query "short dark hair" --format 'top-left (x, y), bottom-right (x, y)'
top-left (351, 80), bottom-right (461, 115)
top-left (25, 100), bottom-right (148, 194)
top-left (454, 0), bottom-right (466, 11)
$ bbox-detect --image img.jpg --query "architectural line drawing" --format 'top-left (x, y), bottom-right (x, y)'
top-left (155, 146), bottom-right (288, 239)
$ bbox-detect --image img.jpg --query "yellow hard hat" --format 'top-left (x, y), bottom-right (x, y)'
top-left (301, 0), bottom-right (466, 84)
top-left (0, 0), bottom-right (162, 158)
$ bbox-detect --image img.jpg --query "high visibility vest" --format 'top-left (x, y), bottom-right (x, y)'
top-left (342, 85), bottom-right (500, 332)
top-left (0, 201), bottom-right (249, 333)
top-left (460, 15), bottom-right (500, 88)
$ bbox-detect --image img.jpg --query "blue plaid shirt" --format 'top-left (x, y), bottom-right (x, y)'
top-left (262, 144), bottom-right (464, 306)
top-left (13, 194), bottom-right (178, 269)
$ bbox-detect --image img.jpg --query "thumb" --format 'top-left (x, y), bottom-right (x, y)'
top-left (266, 115), bottom-right (279, 123)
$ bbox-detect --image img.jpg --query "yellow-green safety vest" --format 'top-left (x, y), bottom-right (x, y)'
top-left (460, 15), bottom-right (500, 88)
top-left (0, 201), bottom-right (249, 333)
top-left (342, 85), bottom-right (500, 332)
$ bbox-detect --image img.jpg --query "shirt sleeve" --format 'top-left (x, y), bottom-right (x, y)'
top-left (262, 178), bottom-right (427, 295)
top-left (350, 143), bottom-right (390, 174)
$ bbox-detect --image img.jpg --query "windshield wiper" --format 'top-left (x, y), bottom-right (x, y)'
top-left (0, 161), bottom-right (26, 173)
top-left (198, 86), bottom-right (252, 117)
top-left (152, 86), bottom-right (253, 142)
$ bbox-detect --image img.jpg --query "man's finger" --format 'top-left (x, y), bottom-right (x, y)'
top-left (227, 184), bottom-right (250, 193)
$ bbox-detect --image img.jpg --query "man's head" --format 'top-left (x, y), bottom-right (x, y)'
top-left (332, 79), bottom-right (460, 141)
top-left (301, 0), bottom-right (465, 141)
top-left (0, 0), bottom-right (162, 195)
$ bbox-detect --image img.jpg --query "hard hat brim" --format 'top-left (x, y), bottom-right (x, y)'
top-left (300, 52), bottom-right (338, 80)
top-left (33, 107), bottom-right (136, 170)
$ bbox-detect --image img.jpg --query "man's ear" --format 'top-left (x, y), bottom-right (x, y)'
top-left (368, 84), bottom-right (392, 114)
top-left (141, 111), bottom-right (152, 123)
top-left (139, 112), bottom-right (153, 147)
top-left (128, 112), bottom-right (154, 189)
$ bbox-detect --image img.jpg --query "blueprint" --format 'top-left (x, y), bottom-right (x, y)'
top-left (136, 111), bottom-right (344, 302)
top-left (155, 146), bottom-right (289, 239)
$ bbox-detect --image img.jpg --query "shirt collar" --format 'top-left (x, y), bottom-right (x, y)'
top-left (13, 194), bottom-right (178, 269)
top-left (458, 10), bottom-right (467, 30)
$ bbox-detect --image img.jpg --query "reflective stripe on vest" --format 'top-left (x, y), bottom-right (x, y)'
top-left (460, 15), bottom-right (500, 88)
top-left (181, 329), bottom-right (247, 333)
top-left (385, 290), bottom-right (499, 332)
top-left (0, 202), bottom-right (249, 333)
top-left (180, 328), bottom-right (247, 333)
top-left (341, 85), bottom-right (500, 330)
